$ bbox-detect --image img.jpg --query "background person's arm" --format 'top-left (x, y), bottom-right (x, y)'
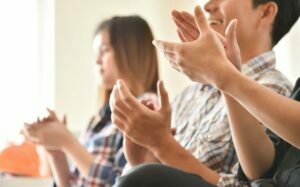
top-left (46, 150), bottom-right (71, 187)
top-left (61, 132), bottom-right (94, 177)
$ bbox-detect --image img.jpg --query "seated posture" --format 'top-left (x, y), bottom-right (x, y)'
top-left (22, 16), bottom-right (159, 187)
top-left (111, 0), bottom-right (298, 187)
top-left (153, 2), bottom-right (300, 187)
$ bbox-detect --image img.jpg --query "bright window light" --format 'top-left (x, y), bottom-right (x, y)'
top-left (0, 0), bottom-right (54, 142)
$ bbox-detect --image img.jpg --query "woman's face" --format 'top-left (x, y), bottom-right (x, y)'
top-left (93, 31), bottom-right (119, 90)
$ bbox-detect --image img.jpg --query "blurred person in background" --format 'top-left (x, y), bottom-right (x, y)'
top-left (22, 15), bottom-right (159, 187)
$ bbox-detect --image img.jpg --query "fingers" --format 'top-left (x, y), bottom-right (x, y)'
top-left (46, 108), bottom-right (58, 121)
top-left (194, 5), bottom-right (210, 34)
top-left (157, 81), bottom-right (170, 112)
top-left (224, 19), bottom-right (241, 69)
top-left (22, 124), bottom-right (40, 141)
top-left (110, 85), bottom-right (132, 123)
top-left (172, 10), bottom-right (199, 42)
top-left (140, 99), bottom-right (155, 110)
top-left (111, 114), bottom-right (126, 131)
top-left (225, 19), bottom-right (238, 47)
top-left (181, 11), bottom-right (197, 26)
top-left (117, 80), bottom-right (140, 109)
top-left (153, 40), bottom-right (182, 72)
top-left (174, 20), bottom-right (195, 42)
top-left (163, 51), bottom-right (181, 72)
top-left (215, 32), bottom-right (226, 47)
top-left (177, 29), bottom-right (186, 42)
top-left (146, 101), bottom-right (155, 110)
top-left (113, 84), bottom-right (133, 112)
top-left (113, 94), bottom-right (130, 121)
top-left (152, 40), bottom-right (180, 54)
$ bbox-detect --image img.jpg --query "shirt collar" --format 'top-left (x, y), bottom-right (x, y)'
top-left (241, 51), bottom-right (276, 77)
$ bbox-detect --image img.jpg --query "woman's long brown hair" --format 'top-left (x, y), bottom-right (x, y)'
top-left (95, 16), bottom-right (159, 107)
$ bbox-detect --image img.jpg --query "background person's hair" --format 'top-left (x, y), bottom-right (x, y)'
top-left (95, 16), bottom-right (159, 107)
top-left (252, 0), bottom-right (300, 46)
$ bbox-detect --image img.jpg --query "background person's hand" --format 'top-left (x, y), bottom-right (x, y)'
top-left (22, 110), bottom-right (70, 151)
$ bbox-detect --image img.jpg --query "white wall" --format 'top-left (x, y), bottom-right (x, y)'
top-left (275, 19), bottom-right (300, 84)
top-left (55, 0), bottom-right (196, 133)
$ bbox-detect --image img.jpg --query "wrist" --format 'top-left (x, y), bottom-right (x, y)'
top-left (148, 133), bottom-right (175, 159)
top-left (215, 62), bottom-right (240, 92)
top-left (60, 131), bottom-right (76, 153)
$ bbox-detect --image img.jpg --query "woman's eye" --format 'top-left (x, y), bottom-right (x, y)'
top-left (100, 46), bottom-right (110, 54)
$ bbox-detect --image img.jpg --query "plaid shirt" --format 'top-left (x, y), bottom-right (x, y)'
top-left (71, 104), bottom-right (126, 187)
top-left (171, 51), bottom-right (292, 187)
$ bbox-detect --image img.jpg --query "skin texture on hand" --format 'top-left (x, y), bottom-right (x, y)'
top-left (123, 98), bottom-right (161, 167)
top-left (22, 110), bottom-right (72, 150)
top-left (110, 79), bottom-right (220, 185)
top-left (153, 5), bottom-right (241, 88)
top-left (110, 79), bottom-right (172, 150)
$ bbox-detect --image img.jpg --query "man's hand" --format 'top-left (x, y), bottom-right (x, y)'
top-left (110, 80), bottom-right (173, 151)
top-left (172, 8), bottom-right (241, 69)
top-left (172, 10), bottom-right (199, 42)
top-left (153, 6), bottom-right (241, 88)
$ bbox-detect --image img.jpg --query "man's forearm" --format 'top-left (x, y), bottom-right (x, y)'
top-left (223, 93), bottom-right (275, 180)
top-left (221, 71), bottom-right (300, 148)
top-left (149, 134), bottom-right (220, 185)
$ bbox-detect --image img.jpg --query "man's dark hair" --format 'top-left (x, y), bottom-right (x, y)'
top-left (252, 0), bottom-right (300, 46)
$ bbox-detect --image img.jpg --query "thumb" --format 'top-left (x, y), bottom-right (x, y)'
top-left (194, 5), bottom-right (210, 34)
top-left (117, 79), bottom-right (139, 108)
top-left (225, 19), bottom-right (241, 69)
top-left (157, 80), bottom-right (170, 112)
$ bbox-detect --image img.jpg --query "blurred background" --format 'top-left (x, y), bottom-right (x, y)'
top-left (0, 0), bottom-right (299, 186)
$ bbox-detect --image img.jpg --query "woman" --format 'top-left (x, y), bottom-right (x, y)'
top-left (23, 15), bottom-right (159, 187)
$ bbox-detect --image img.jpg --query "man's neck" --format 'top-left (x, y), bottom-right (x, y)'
top-left (240, 38), bottom-right (273, 64)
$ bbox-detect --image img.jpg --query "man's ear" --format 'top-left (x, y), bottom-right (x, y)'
top-left (259, 2), bottom-right (278, 28)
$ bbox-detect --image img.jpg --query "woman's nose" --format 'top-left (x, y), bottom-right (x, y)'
top-left (96, 55), bottom-right (102, 65)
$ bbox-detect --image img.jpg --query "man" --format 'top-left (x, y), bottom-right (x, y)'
top-left (111, 0), bottom-right (299, 186)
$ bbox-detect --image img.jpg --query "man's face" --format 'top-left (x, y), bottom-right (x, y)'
top-left (202, 0), bottom-right (261, 50)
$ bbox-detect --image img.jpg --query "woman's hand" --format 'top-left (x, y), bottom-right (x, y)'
top-left (22, 110), bottom-right (71, 150)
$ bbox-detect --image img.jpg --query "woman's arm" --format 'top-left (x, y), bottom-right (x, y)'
top-left (61, 132), bottom-right (94, 177)
top-left (46, 150), bottom-right (71, 187)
